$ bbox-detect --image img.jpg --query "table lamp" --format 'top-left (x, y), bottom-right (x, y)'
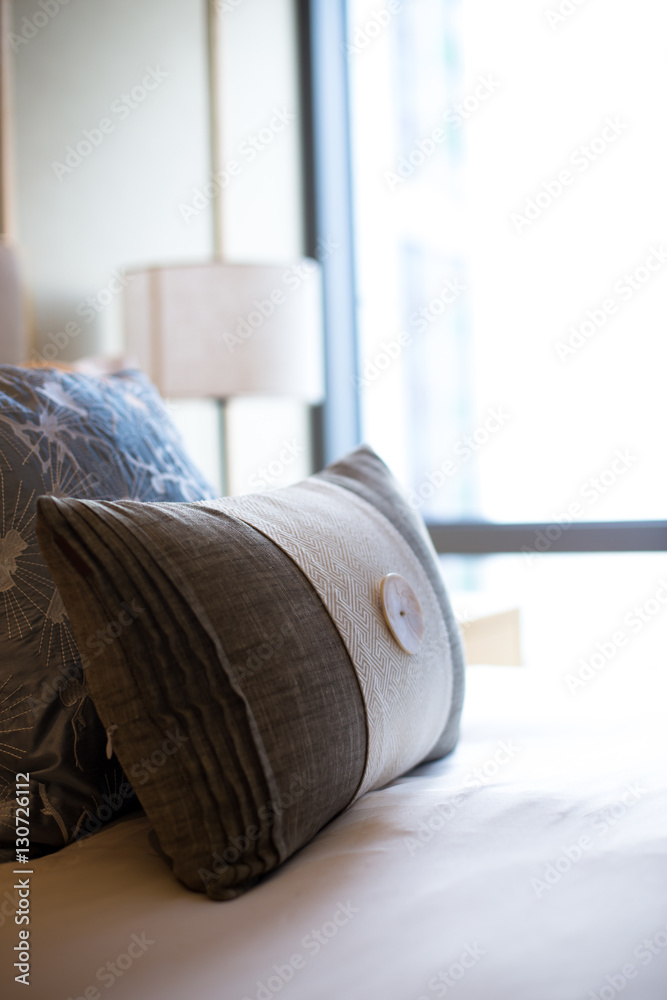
top-left (124, 260), bottom-right (324, 491)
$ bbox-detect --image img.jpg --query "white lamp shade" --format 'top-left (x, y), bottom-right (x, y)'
top-left (124, 260), bottom-right (324, 402)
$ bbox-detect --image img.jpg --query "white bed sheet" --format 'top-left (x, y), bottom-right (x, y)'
top-left (2, 663), bottom-right (666, 1000)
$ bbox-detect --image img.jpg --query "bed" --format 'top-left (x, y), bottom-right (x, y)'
top-left (1, 245), bottom-right (666, 1000)
top-left (2, 663), bottom-right (667, 1000)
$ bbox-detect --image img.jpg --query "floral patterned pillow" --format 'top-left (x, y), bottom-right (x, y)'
top-left (0, 365), bottom-right (215, 859)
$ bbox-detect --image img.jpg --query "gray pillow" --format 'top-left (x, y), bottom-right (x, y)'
top-left (35, 445), bottom-right (465, 898)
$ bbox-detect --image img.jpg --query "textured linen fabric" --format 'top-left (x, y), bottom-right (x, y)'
top-left (35, 445), bottom-right (464, 899)
top-left (318, 447), bottom-right (465, 759)
top-left (0, 365), bottom-right (215, 859)
top-left (216, 479), bottom-right (453, 796)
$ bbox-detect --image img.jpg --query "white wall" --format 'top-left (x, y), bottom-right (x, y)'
top-left (9, 0), bottom-right (312, 494)
top-left (12, 0), bottom-right (214, 360)
top-left (215, 0), bottom-right (303, 262)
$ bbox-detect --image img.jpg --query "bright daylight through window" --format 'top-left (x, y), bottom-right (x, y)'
top-left (346, 0), bottom-right (667, 670)
top-left (347, 0), bottom-right (666, 524)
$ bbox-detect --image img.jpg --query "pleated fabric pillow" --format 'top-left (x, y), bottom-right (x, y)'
top-left (35, 445), bottom-right (465, 898)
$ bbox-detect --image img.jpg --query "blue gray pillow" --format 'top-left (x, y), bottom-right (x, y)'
top-left (0, 365), bottom-right (215, 858)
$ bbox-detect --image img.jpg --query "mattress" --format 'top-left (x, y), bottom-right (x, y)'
top-left (2, 663), bottom-right (666, 1000)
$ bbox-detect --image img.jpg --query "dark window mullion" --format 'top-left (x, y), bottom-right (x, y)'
top-left (428, 521), bottom-right (667, 554)
top-left (299, 0), bottom-right (360, 468)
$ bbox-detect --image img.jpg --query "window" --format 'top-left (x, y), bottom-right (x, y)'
top-left (346, 0), bottom-right (667, 526)
top-left (302, 0), bottom-right (667, 672)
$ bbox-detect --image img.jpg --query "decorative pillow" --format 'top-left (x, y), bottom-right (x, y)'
top-left (35, 445), bottom-right (465, 898)
top-left (0, 365), bottom-right (215, 859)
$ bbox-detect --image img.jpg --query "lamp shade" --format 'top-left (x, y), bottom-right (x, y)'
top-left (124, 261), bottom-right (324, 402)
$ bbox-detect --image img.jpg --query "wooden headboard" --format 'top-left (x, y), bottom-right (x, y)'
top-left (0, 241), bottom-right (26, 363)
